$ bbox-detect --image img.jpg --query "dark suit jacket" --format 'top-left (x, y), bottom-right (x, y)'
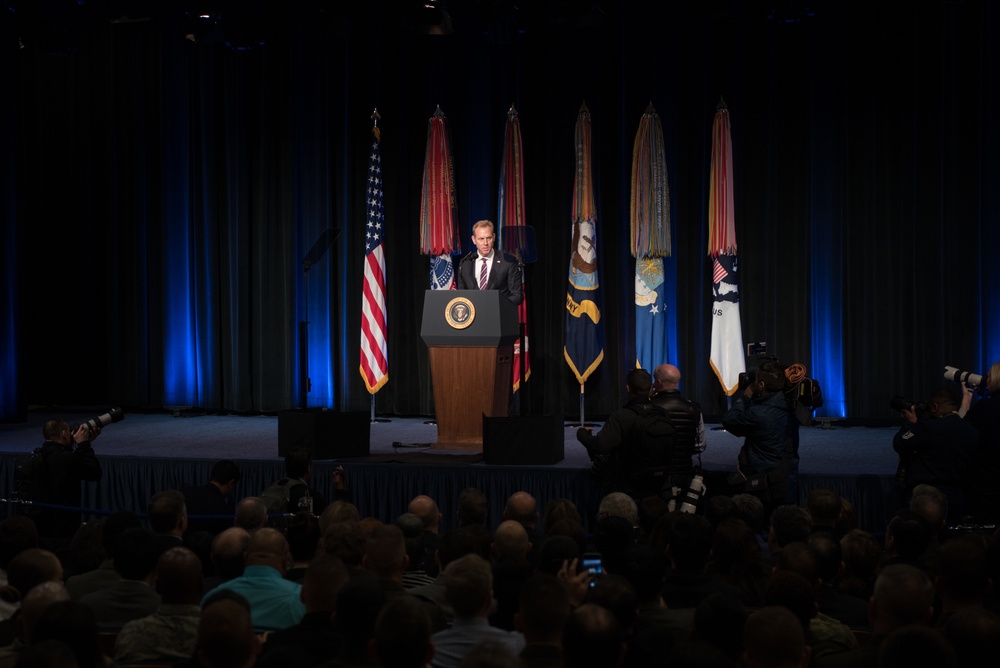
top-left (456, 252), bottom-right (523, 305)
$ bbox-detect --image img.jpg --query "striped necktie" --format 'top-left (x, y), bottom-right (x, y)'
top-left (478, 257), bottom-right (488, 290)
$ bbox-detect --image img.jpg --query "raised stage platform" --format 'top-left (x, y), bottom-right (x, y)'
top-left (0, 410), bottom-right (902, 534)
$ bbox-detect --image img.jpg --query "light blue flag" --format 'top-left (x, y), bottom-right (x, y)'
top-left (635, 256), bottom-right (669, 371)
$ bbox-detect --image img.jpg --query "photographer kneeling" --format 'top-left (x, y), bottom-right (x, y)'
top-left (893, 389), bottom-right (978, 524)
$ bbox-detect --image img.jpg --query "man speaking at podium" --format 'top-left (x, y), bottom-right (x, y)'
top-left (457, 220), bottom-right (523, 306)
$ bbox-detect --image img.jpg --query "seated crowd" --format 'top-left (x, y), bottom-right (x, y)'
top-left (1, 456), bottom-right (999, 668)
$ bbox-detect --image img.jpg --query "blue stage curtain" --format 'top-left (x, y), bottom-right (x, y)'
top-left (2, 2), bottom-right (998, 422)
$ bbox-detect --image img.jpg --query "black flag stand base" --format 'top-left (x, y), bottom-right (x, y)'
top-left (370, 394), bottom-right (391, 424)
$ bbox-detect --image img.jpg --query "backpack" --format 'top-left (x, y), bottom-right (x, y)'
top-left (625, 403), bottom-right (676, 470)
top-left (13, 446), bottom-right (50, 504)
top-left (259, 477), bottom-right (307, 514)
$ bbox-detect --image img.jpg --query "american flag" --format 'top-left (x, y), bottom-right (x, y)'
top-left (360, 124), bottom-right (388, 394)
top-left (712, 257), bottom-right (728, 284)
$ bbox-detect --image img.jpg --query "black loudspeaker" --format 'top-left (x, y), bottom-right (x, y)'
top-left (278, 410), bottom-right (371, 459)
top-left (482, 415), bottom-right (564, 465)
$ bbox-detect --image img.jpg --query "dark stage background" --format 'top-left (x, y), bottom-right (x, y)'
top-left (1, 0), bottom-right (998, 423)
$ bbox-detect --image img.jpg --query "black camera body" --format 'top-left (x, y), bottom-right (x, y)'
top-left (889, 396), bottom-right (927, 415)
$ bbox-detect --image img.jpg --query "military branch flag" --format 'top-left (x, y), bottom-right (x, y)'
top-left (419, 105), bottom-right (461, 290)
top-left (497, 105), bottom-right (530, 391)
top-left (630, 104), bottom-right (671, 372)
top-left (565, 102), bottom-right (604, 385)
top-left (360, 111), bottom-right (388, 394)
top-left (708, 101), bottom-right (745, 396)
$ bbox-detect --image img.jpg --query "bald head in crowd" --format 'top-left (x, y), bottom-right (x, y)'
top-left (652, 363), bottom-right (681, 390)
top-left (407, 495), bottom-right (442, 533)
top-left (492, 520), bottom-right (531, 562)
top-left (503, 492), bottom-right (538, 529)
top-left (244, 528), bottom-right (291, 574)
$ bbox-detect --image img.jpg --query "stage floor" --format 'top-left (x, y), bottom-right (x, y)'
top-left (0, 410), bottom-right (900, 476)
top-left (0, 410), bottom-right (903, 534)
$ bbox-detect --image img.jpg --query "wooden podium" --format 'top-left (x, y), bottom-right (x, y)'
top-left (420, 290), bottom-right (519, 451)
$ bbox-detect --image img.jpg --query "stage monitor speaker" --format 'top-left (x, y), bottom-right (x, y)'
top-left (278, 410), bottom-right (370, 459)
top-left (483, 415), bottom-right (564, 465)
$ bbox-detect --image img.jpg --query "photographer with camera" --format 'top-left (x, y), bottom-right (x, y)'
top-left (959, 361), bottom-right (1000, 523)
top-left (722, 360), bottom-right (799, 512)
top-left (32, 418), bottom-right (104, 554)
top-left (892, 389), bottom-right (978, 524)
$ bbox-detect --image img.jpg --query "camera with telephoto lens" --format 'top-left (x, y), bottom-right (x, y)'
top-left (71, 407), bottom-right (125, 434)
top-left (668, 473), bottom-right (707, 514)
top-left (943, 366), bottom-right (983, 390)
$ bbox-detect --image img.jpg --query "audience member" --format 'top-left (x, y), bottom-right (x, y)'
top-left (942, 605), bottom-right (1000, 668)
top-left (561, 603), bottom-right (625, 668)
top-left (374, 596), bottom-right (434, 668)
top-left (398, 513), bottom-right (435, 589)
top-left (64, 518), bottom-right (105, 580)
top-left (806, 488), bottom-right (843, 537)
top-left (662, 513), bottom-right (741, 609)
top-left (877, 625), bottom-right (956, 668)
top-left (881, 509), bottom-right (932, 573)
top-left (807, 532), bottom-right (869, 629)
top-left (28, 599), bottom-right (113, 668)
top-left (764, 569), bottom-right (857, 661)
top-left (258, 554), bottom-right (348, 667)
top-left (319, 500), bottom-right (362, 536)
top-left (743, 606), bottom-right (810, 668)
top-left (202, 527), bottom-right (305, 632)
top-left (933, 533), bottom-right (992, 626)
top-left (489, 520), bottom-right (534, 631)
top-left (0, 581), bottom-right (68, 667)
top-left (456, 488), bottom-right (489, 528)
top-left (203, 527), bottom-right (250, 592)
top-left (284, 511), bottom-right (321, 581)
top-left (837, 529), bottom-right (881, 601)
top-left (514, 573), bottom-right (569, 668)
top-left (430, 554), bottom-right (525, 668)
top-left (408, 495), bottom-right (444, 576)
top-left (183, 460), bottom-right (241, 536)
top-left (148, 489), bottom-right (189, 553)
top-left (193, 599), bottom-right (260, 668)
top-left (814, 563), bottom-right (934, 668)
top-left (114, 546), bottom-right (203, 663)
top-left (328, 571), bottom-right (386, 667)
top-left (503, 491), bottom-right (542, 565)
top-left (321, 520), bottom-right (367, 571)
top-left (689, 592), bottom-right (747, 665)
top-left (767, 505), bottom-right (811, 557)
top-left (0, 517), bottom-right (39, 623)
top-left (705, 516), bottom-right (770, 607)
top-left (79, 527), bottom-right (161, 630)
top-left (233, 496), bottom-right (268, 533)
top-left (65, 512), bottom-right (140, 600)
